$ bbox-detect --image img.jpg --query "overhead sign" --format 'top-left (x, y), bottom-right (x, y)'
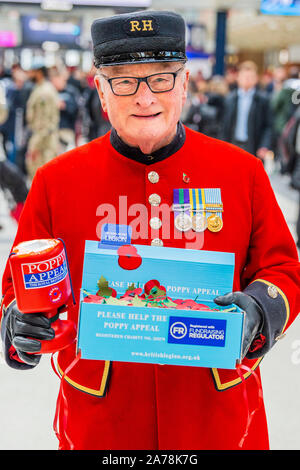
top-left (261, 0), bottom-right (300, 15)
top-left (0, 0), bottom-right (151, 5)
top-left (186, 23), bottom-right (206, 52)
top-left (185, 23), bottom-right (210, 60)
top-left (21, 15), bottom-right (81, 47)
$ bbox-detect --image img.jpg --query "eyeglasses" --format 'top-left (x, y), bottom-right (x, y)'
top-left (99, 67), bottom-right (184, 96)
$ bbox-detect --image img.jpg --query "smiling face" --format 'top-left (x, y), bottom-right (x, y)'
top-left (94, 61), bottom-right (189, 154)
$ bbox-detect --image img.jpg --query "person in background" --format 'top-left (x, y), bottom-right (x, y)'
top-left (224, 65), bottom-right (238, 91)
top-left (205, 75), bottom-right (228, 138)
top-left (0, 158), bottom-right (29, 223)
top-left (183, 75), bottom-right (227, 139)
top-left (25, 59), bottom-right (60, 180)
top-left (270, 66), bottom-right (294, 162)
top-left (10, 64), bottom-right (33, 175)
top-left (283, 102), bottom-right (300, 249)
top-left (219, 60), bottom-right (273, 161)
top-left (83, 65), bottom-right (111, 141)
top-left (0, 81), bottom-right (7, 230)
top-left (0, 64), bottom-right (32, 169)
top-left (260, 68), bottom-right (274, 94)
top-left (182, 75), bottom-right (210, 134)
top-left (0, 69), bottom-right (16, 163)
top-left (67, 66), bottom-right (87, 96)
top-left (0, 80), bottom-right (28, 224)
top-left (49, 66), bottom-right (80, 153)
top-left (0, 80), bottom-right (8, 126)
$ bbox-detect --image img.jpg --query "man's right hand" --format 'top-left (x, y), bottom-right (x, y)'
top-left (1, 301), bottom-right (55, 369)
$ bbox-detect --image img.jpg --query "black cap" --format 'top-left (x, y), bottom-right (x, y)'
top-left (91, 10), bottom-right (187, 67)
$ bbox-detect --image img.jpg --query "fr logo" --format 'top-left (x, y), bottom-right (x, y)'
top-left (170, 322), bottom-right (187, 339)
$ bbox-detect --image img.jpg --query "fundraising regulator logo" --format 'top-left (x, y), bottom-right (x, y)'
top-left (168, 316), bottom-right (226, 347)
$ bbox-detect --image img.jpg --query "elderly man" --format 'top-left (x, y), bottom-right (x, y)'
top-left (1, 10), bottom-right (300, 451)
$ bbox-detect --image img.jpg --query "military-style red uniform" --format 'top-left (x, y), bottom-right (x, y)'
top-left (1, 125), bottom-right (300, 450)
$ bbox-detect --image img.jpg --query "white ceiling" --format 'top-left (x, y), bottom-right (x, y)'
top-left (151, 0), bottom-right (262, 10)
top-left (151, 0), bottom-right (300, 52)
top-left (227, 10), bottom-right (300, 51)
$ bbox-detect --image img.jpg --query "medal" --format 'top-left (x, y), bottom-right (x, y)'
top-left (205, 188), bottom-right (223, 233)
top-left (191, 214), bottom-right (207, 232)
top-left (174, 212), bottom-right (192, 232)
top-left (190, 188), bottom-right (207, 232)
top-left (173, 188), bottom-right (192, 232)
top-left (207, 214), bottom-right (223, 232)
top-left (173, 187), bottom-right (223, 233)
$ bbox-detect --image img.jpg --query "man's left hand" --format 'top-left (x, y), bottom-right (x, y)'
top-left (214, 291), bottom-right (263, 358)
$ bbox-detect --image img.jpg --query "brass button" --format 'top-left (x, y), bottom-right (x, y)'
top-left (267, 285), bottom-right (278, 299)
top-left (148, 193), bottom-right (161, 207)
top-left (151, 238), bottom-right (163, 247)
top-left (148, 171), bottom-right (159, 184)
top-left (149, 217), bottom-right (162, 230)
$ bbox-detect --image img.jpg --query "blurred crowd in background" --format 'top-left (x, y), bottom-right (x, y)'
top-left (1, 58), bottom-right (300, 244)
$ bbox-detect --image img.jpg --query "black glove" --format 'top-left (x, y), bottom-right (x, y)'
top-left (1, 300), bottom-right (55, 369)
top-left (214, 291), bottom-right (263, 359)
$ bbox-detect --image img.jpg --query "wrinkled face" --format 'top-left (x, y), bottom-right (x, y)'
top-left (94, 61), bottom-right (189, 152)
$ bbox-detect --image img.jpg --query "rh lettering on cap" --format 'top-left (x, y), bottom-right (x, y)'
top-left (124, 17), bottom-right (158, 36)
top-left (130, 19), bottom-right (153, 32)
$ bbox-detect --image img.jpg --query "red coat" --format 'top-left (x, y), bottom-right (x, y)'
top-left (1, 125), bottom-right (300, 450)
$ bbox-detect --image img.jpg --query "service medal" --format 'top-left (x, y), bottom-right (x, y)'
top-left (174, 212), bottom-right (192, 232)
top-left (173, 188), bottom-right (192, 232)
top-left (191, 214), bottom-right (207, 232)
top-left (207, 214), bottom-right (223, 232)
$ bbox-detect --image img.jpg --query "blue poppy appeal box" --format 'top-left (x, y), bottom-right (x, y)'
top-left (77, 240), bottom-right (245, 369)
